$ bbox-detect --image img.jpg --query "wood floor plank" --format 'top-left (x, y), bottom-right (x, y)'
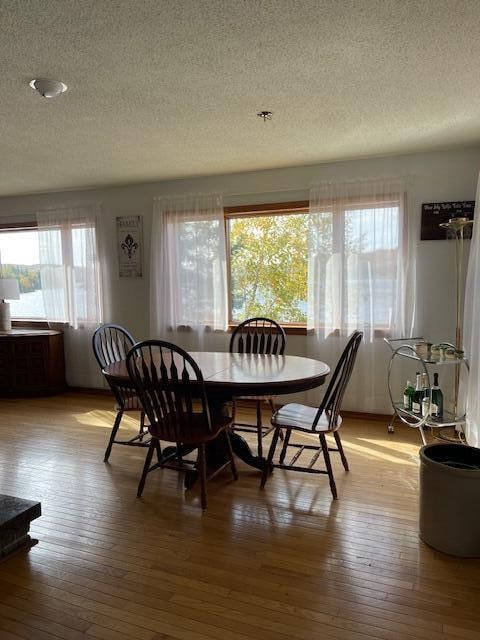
top-left (1, 392), bottom-right (479, 640)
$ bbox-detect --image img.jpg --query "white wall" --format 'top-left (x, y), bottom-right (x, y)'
top-left (1, 145), bottom-right (479, 410)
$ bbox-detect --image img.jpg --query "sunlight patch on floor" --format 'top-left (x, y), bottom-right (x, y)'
top-left (289, 428), bottom-right (419, 466)
top-left (348, 435), bottom-right (420, 464)
top-left (72, 408), bottom-right (141, 431)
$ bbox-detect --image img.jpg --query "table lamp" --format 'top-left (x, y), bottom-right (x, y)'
top-left (0, 278), bottom-right (20, 331)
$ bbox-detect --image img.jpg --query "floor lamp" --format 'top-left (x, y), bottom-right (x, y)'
top-left (439, 217), bottom-right (473, 418)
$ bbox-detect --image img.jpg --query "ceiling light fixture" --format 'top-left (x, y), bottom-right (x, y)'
top-left (29, 78), bottom-right (68, 98)
top-left (257, 110), bottom-right (273, 122)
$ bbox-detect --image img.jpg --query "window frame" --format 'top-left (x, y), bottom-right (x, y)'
top-left (36, 217), bottom-right (103, 327)
top-left (224, 197), bottom-right (401, 337)
top-left (224, 201), bottom-right (310, 335)
top-left (0, 220), bottom-right (50, 327)
top-left (322, 195), bottom-right (401, 337)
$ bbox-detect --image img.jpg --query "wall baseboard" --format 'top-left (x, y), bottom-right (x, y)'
top-left (67, 386), bottom-right (111, 396)
top-left (235, 399), bottom-right (391, 422)
top-left (341, 410), bottom-right (391, 422)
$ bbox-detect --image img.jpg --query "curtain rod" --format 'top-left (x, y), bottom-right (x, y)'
top-left (215, 176), bottom-right (409, 200)
top-left (224, 187), bottom-right (308, 199)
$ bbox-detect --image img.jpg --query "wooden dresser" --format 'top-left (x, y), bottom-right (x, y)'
top-left (0, 329), bottom-right (65, 396)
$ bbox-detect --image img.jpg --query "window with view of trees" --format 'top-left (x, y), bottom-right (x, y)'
top-left (226, 199), bottom-right (401, 331)
top-left (0, 212), bottom-right (102, 325)
top-left (227, 209), bottom-right (309, 324)
top-left (0, 227), bottom-right (46, 319)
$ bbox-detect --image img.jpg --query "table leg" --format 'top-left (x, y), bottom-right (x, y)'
top-left (183, 397), bottom-right (268, 488)
top-left (228, 432), bottom-right (265, 470)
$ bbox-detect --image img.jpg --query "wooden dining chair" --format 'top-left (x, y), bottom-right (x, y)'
top-left (260, 331), bottom-right (363, 499)
top-left (92, 323), bottom-right (149, 461)
top-left (229, 317), bottom-right (286, 457)
top-left (127, 340), bottom-right (237, 510)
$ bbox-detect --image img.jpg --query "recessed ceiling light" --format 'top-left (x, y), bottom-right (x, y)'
top-left (29, 78), bottom-right (68, 98)
top-left (257, 110), bottom-right (273, 122)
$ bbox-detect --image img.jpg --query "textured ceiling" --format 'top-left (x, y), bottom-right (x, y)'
top-left (1, 0), bottom-right (480, 196)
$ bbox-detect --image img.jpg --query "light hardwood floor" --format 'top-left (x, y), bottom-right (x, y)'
top-left (0, 392), bottom-right (479, 640)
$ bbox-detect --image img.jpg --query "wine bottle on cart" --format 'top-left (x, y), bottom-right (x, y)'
top-left (403, 380), bottom-right (415, 410)
top-left (421, 373), bottom-right (430, 417)
top-left (430, 372), bottom-right (443, 420)
top-left (412, 372), bottom-right (423, 415)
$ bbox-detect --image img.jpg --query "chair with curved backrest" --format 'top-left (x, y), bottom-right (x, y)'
top-left (260, 331), bottom-right (363, 499)
top-left (92, 323), bottom-right (149, 461)
top-left (127, 340), bottom-right (237, 510)
top-left (229, 317), bottom-right (286, 457)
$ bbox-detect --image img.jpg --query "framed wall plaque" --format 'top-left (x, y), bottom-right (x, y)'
top-left (117, 215), bottom-right (143, 277)
top-left (421, 201), bottom-right (475, 240)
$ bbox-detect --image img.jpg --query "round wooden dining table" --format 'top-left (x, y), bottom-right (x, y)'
top-left (103, 351), bottom-right (330, 481)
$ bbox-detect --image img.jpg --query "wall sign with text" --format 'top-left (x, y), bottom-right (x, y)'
top-left (117, 215), bottom-right (143, 277)
top-left (421, 201), bottom-right (475, 240)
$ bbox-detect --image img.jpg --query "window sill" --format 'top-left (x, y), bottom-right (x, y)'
top-left (12, 319), bottom-right (50, 329)
top-left (320, 327), bottom-right (390, 339)
top-left (228, 325), bottom-right (390, 339)
top-left (168, 324), bottom-right (390, 339)
top-left (12, 319), bottom-right (71, 330)
top-left (228, 323), bottom-right (311, 336)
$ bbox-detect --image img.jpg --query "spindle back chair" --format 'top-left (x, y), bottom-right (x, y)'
top-left (261, 331), bottom-right (363, 499)
top-left (127, 340), bottom-right (237, 509)
top-left (229, 317), bottom-right (286, 456)
top-left (92, 323), bottom-right (149, 461)
top-left (229, 317), bottom-right (286, 356)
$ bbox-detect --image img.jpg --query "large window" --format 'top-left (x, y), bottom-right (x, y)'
top-left (225, 198), bottom-right (401, 332)
top-left (0, 225), bottom-right (46, 319)
top-left (342, 203), bottom-right (399, 329)
top-left (154, 188), bottom-right (406, 340)
top-left (226, 205), bottom-right (309, 324)
top-left (0, 207), bottom-right (103, 327)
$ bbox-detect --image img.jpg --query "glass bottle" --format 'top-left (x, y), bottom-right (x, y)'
top-left (421, 372), bottom-right (430, 417)
top-left (430, 372), bottom-right (444, 421)
top-left (412, 373), bottom-right (423, 415)
top-left (403, 380), bottom-right (415, 411)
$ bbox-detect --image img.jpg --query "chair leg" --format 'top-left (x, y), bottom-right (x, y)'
top-left (260, 427), bottom-right (280, 489)
top-left (268, 398), bottom-right (283, 441)
top-left (278, 428), bottom-right (291, 464)
top-left (139, 410), bottom-right (146, 435)
top-left (104, 409), bottom-right (124, 462)
top-left (334, 431), bottom-right (349, 471)
top-left (137, 440), bottom-right (156, 497)
top-left (175, 441), bottom-right (184, 466)
top-left (197, 443), bottom-right (208, 511)
top-left (155, 440), bottom-right (163, 464)
top-left (225, 430), bottom-right (238, 480)
top-left (319, 433), bottom-right (337, 499)
top-left (256, 401), bottom-right (263, 458)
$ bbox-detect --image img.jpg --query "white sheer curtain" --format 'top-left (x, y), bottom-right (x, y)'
top-left (37, 204), bottom-right (103, 329)
top-left (150, 193), bottom-right (228, 348)
top-left (463, 173), bottom-right (480, 448)
top-left (36, 204), bottom-right (104, 388)
top-left (306, 177), bottom-right (414, 413)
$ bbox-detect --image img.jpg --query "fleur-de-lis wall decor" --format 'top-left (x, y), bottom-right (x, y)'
top-left (121, 233), bottom-right (139, 259)
top-left (117, 215), bottom-right (142, 278)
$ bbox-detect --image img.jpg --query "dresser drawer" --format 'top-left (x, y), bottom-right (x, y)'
top-left (0, 330), bottom-right (65, 396)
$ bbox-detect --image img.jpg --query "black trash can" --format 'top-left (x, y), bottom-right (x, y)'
top-left (419, 443), bottom-right (480, 557)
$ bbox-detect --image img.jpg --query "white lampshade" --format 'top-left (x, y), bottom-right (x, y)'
top-left (0, 278), bottom-right (20, 300)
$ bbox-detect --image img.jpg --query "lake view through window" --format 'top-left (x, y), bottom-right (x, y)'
top-left (0, 228), bottom-right (45, 319)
